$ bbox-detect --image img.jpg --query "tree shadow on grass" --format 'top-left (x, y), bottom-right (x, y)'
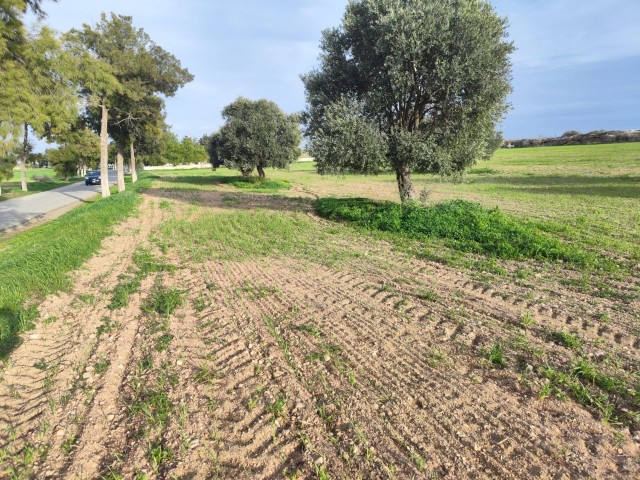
top-left (469, 174), bottom-right (640, 199)
top-left (144, 186), bottom-right (315, 215)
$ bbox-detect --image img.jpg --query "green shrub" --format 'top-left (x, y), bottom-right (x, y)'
top-left (315, 198), bottom-right (594, 265)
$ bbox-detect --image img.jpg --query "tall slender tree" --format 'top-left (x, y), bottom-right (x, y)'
top-left (72, 13), bottom-right (193, 193)
top-left (0, 25), bottom-right (77, 191)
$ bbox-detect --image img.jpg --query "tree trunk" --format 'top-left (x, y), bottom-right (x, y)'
top-left (20, 123), bottom-right (28, 191)
top-left (100, 99), bottom-right (110, 198)
top-left (130, 140), bottom-right (138, 184)
top-left (241, 168), bottom-right (252, 178)
top-left (257, 163), bottom-right (265, 179)
top-left (395, 164), bottom-right (415, 203)
top-left (116, 140), bottom-right (126, 193)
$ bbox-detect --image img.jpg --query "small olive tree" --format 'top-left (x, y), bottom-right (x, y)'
top-left (218, 98), bottom-right (301, 178)
top-left (302, 0), bottom-right (514, 202)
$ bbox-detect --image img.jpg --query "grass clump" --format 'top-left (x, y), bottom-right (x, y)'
top-left (143, 286), bottom-right (185, 316)
top-left (315, 198), bottom-right (594, 266)
top-left (221, 176), bottom-right (291, 191)
top-left (551, 330), bottom-right (581, 349)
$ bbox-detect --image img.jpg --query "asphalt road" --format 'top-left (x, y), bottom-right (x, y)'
top-left (0, 172), bottom-right (117, 234)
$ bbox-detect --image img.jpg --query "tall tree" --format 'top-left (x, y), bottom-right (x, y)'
top-left (73, 13), bottom-right (193, 192)
top-left (1, 0), bottom-right (55, 61)
top-left (0, 25), bottom-right (77, 191)
top-left (200, 131), bottom-right (224, 168)
top-left (302, 0), bottom-right (514, 202)
top-left (218, 98), bottom-right (301, 178)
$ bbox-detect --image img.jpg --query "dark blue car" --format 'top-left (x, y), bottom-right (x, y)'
top-left (85, 170), bottom-right (101, 186)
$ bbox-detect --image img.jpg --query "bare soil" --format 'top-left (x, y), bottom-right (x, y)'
top-left (1, 190), bottom-right (638, 479)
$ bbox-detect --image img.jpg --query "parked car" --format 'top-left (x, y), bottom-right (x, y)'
top-left (85, 170), bottom-right (101, 186)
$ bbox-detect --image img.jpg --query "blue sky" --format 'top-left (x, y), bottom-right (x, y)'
top-left (29, 0), bottom-right (640, 143)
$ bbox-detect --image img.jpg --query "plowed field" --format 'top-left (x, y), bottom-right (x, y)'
top-left (1, 175), bottom-right (638, 479)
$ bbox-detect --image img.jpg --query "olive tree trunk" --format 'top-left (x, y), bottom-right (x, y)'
top-left (257, 163), bottom-right (266, 179)
top-left (100, 99), bottom-right (110, 198)
top-left (395, 164), bottom-right (415, 203)
top-left (116, 141), bottom-right (126, 193)
top-left (130, 141), bottom-right (137, 184)
top-left (20, 123), bottom-right (28, 191)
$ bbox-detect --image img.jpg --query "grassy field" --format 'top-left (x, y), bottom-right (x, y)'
top-left (0, 143), bottom-right (638, 479)
top-left (0, 168), bottom-right (81, 201)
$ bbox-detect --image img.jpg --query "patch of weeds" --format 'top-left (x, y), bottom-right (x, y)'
top-left (410, 450), bottom-right (427, 472)
top-left (76, 293), bottom-right (96, 304)
top-left (267, 395), bottom-right (287, 421)
top-left (154, 333), bottom-right (174, 352)
top-left (133, 247), bottom-right (176, 276)
top-left (94, 357), bottom-right (110, 375)
top-left (486, 343), bottom-right (506, 368)
top-left (296, 323), bottom-right (321, 338)
top-left (239, 280), bottom-right (280, 299)
top-left (473, 258), bottom-right (506, 276)
top-left (42, 316), bottom-right (58, 325)
top-left (143, 285), bottom-right (185, 316)
top-left (224, 176), bottom-right (291, 191)
top-left (158, 200), bottom-right (171, 209)
top-left (515, 268), bottom-right (533, 279)
top-left (61, 434), bottom-right (78, 455)
top-left (97, 316), bottom-right (118, 337)
top-left (551, 330), bottom-right (581, 349)
top-left (394, 298), bottom-right (408, 311)
top-left (315, 197), bottom-right (596, 266)
top-left (147, 442), bottom-right (173, 475)
top-left (129, 389), bottom-right (173, 429)
top-left (314, 464), bottom-right (329, 480)
top-left (416, 289), bottom-right (439, 302)
top-left (194, 364), bottom-right (218, 385)
top-left (540, 365), bottom-right (619, 423)
top-left (247, 395), bottom-right (259, 411)
top-left (520, 311), bottom-right (535, 328)
top-left (109, 275), bottom-right (141, 310)
top-left (595, 312), bottom-right (611, 324)
top-left (571, 358), bottom-right (632, 399)
top-left (426, 349), bottom-right (449, 368)
top-left (264, 316), bottom-right (295, 369)
top-left (192, 293), bottom-right (208, 312)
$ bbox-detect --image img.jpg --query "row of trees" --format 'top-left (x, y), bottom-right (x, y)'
top-left (207, 0), bottom-right (513, 203)
top-left (3, 0), bottom-right (513, 204)
top-left (0, 2), bottom-right (193, 196)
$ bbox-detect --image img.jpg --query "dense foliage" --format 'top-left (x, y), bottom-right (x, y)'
top-left (218, 97), bottom-right (301, 178)
top-left (303, 0), bottom-right (514, 201)
top-left (315, 198), bottom-right (593, 265)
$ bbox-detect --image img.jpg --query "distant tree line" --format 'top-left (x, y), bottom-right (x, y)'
top-left (505, 130), bottom-right (640, 148)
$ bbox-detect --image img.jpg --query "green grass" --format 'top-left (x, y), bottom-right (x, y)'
top-left (315, 197), bottom-right (595, 266)
top-left (156, 209), bottom-right (351, 265)
top-left (0, 176), bottom-right (150, 358)
top-left (142, 285), bottom-right (185, 316)
top-left (227, 177), bottom-right (291, 191)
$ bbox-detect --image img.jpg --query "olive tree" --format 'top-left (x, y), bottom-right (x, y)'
top-left (302, 0), bottom-right (514, 202)
top-left (218, 98), bottom-right (301, 178)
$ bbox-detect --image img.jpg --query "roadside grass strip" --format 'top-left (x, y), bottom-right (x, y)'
top-left (0, 177), bottom-right (150, 358)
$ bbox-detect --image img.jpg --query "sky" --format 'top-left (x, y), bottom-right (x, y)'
top-left (27, 0), bottom-right (640, 145)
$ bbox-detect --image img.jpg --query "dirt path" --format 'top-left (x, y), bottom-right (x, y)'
top-left (0, 191), bottom-right (638, 479)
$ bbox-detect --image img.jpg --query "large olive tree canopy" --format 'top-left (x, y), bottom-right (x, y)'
top-left (302, 0), bottom-right (514, 202)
